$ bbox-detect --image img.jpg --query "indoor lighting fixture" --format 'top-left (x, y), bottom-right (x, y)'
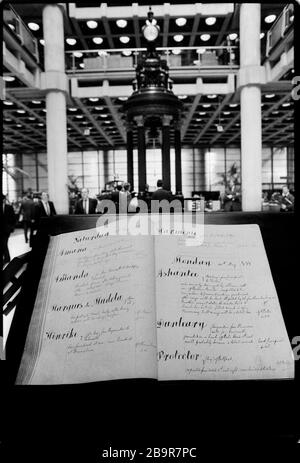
top-left (260, 32), bottom-right (265, 39)
top-left (39, 39), bottom-right (45, 46)
top-left (205, 17), bottom-right (216, 26)
top-left (66, 38), bottom-right (77, 46)
top-left (223, 111), bottom-right (231, 115)
top-left (122, 50), bottom-right (132, 56)
top-left (100, 114), bottom-right (108, 117)
top-left (74, 51), bottom-right (83, 58)
top-left (200, 34), bottom-right (211, 42)
top-left (116, 19), bottom-right (127, 28)
top-left (202, 104), bottom-right (211, 108)
top-left (228, 33), bottom-right (238, 41)
top-left (8, 24), bottom-right (15, 30)
top-left (199, 112), bottom-right (206, 115)
top-left (282, 102), bottom-right (291, 107)
top-left (4, 100), bottom-right (13, 105)
top-left (79, 63), bottom-right (85, 68)
top-left (261, 103), bottom-right (265, 107)
top-left (16, 124), bottom-right (22, 128)
top-left (235, 123), bottom-right (240, 127)
top-left (272, 111), bottom-right (279, 114)
top-left (264, 14), bottom-right (277, 24)
top-left (173, 34), bottom-right (184, 42)
top-left (32, 100), bottom-right (41, 104)
top-left (229, 103), bottom-right (238, 107)
top-left (28, 22), bottom-right (39, 31)
top-left (86, 20), bottom-right (98, 29)
top-left (178, 95), bottom-right (187, 99)
top-left (28, 117), bottom-right (36, 121)
top-left (118, 97), bottom-right (128, 101)
top-left (42, 109), bottom-right (47, 112)
top-left (172, 48), bottom-right (181, 55)
top-left (93, 37), bottom-right (103, 44)
top-left (38, 123), bottom-right (44, 126)
top-left (89, 97), bottom-right (99, 102)
top-left (104, 120), bottom-right (111, 124)
top-left (76, 115), bottom-right (84, 119)
top-left (175, 17), bottom-right (187, 27)
top-left (196, 118), bottom-right (202, 122)
top-left (5, 118), bottom-right (12, 122)
top-left (68, 107), bottom-right (77, 111)
top-left (3, 75), bottom-right (15, 82)
top-left (265, 94), bottom-right (275, 98)
top-left (120, 36), bottom-right (130, 44)
top-left (207, 94), bottom-right (217, 99)
top-left (17, 109), bottom-right (25, 114)
top-left (95, 106), bottom-right (104, 110)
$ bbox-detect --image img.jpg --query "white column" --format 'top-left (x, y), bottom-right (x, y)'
top-left (239, 3), bottom-right (262, 211)
top-left (42, 4), bottom-right (68, 214)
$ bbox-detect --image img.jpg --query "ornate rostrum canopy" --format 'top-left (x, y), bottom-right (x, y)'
top-left (124, 7), bottom-right (183, 193)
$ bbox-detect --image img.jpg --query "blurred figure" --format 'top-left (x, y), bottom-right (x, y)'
top-left (151, 180), bottom-right (172, 202)
top-left (19, 190), bottom-right (35, 243)
top-left (279, 186), bottom-right (294, 211)
top-left (2, 194), bottom-right (16, 264)
top-left (75, 188), bottom-right (97, 214)
top-left (223, 180), bottom-right (241, 211)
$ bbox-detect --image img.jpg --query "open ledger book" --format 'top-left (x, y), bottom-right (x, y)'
top-left (16, 219), bottom-right (294, 384)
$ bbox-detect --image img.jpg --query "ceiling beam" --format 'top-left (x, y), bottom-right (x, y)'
top-left (103, 95), bottom-right (126, 143)
top-left (210, 112), bottom-right (240, 144)
top-left (263, 124), bottom-right (293, 143)
top-left (6, 92), bottom-right (82, 149)
top-left (4, 134), bottom-right (35, 150)
top-left (226, 93), bottom-right (292, 144)
top-left (262, 110), bottom-right (293, 134)
top-left (193, 93), bottom-right (232, 144)
top-left (101, 4), bottom-right (115, 49)
top-left (181, 94), bottom-right (201, 139)
top-left (188, 13), bottom-right (200, 47)
top-left (215, 12), bottom-right (232, 46)
top-left (5, 113), bottom-right (47, 140)
top-left (162, 4), bottom-right (170, 48)
top-left (74, 97), bottom-right (114, 146)
top-left (70, 17), bottom-right (89, 49)
top-left (5, 126), bottom-right (45, 148)
top-left (67, 118), bottom-right (99, 148)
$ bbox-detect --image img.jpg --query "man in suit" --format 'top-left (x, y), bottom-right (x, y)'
top-left (2, 194), bottom-right (16, 264)
top-left (151, 180), bottom-right (172, 202)
top-left (35, 192), bottom-right (56, 220)
top-left (75, 188), bottom-right (97, 214)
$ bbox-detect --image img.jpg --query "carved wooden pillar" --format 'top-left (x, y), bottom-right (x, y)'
top-left (162, 115), bottom-right (172, 192)
top-left (174, 122), bottom-right (182, 194)
top-left (126, 124), bottom-right (134, 190)
top-left (135, 115), bottom-right (146, 192)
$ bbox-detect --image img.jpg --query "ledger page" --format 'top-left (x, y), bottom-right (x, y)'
top-left (16, 228), bottom-right (157, 384)
top-left (155, 224), bottom-right (294, 380)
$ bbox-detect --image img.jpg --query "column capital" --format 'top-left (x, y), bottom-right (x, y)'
top-left (41, 71), bottom-right (69, 94)
top-left (134, 115), bottom-right (144, 127)
top-left (237, 66), bottom-right (266, 89)
top-left (162, 114), bottom-right (173, 126)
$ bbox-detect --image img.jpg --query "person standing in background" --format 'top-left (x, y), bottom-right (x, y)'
top-left (75, 188), bottom-right (97, 214)
top-left (2, 194), bottom-right (16, 265)
top-left (19, 191), bottom-right (35, 244)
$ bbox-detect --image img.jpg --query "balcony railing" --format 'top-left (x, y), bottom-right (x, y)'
top-left (3, 4), bottom-right (40, 64)
top-left (65, 46), bottom-right (239, 74)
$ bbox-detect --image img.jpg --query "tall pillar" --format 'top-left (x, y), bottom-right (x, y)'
top-left (135, 116), bottom-right (146, 192)
top-left (239, 3), bottom-right (262, 211)
top-left (162, 115), bottom-right (172, 192)
top-left (174, 123), bottom-right (182, 194)
top-left (126, 124), bottom-right (134, 190)
top-left (42, 4), bottom-right (69, 213)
